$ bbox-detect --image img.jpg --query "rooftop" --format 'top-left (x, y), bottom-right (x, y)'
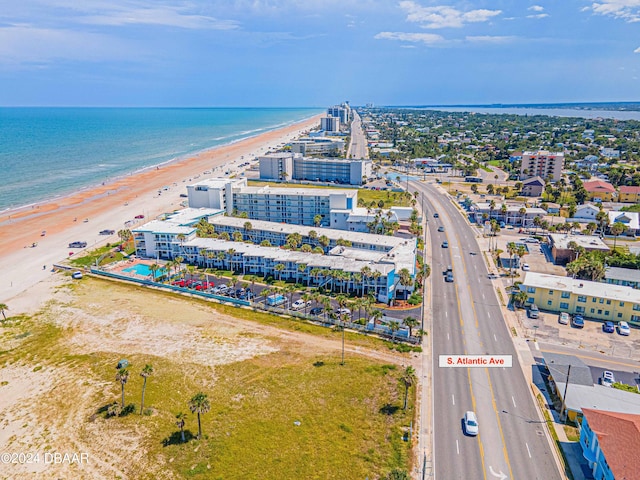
top-left (133, 220), bottom-right (196, 235)
top-left (236, 185), bottom-right (357, 197)
top-left (605, 266), bottom-right (640, 283)
top-left (549, 233), bottom-right (610, 251)
top-left (522, 272), bottom-right (640, 304)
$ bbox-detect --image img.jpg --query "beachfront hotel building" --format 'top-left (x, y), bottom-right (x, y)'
top-left (327, 103), bottom-right (352, 124)
top-left (258, 152), bottom-right (372, 185)
top-left (320, 116), bottom-right (340, 132)
top-left (519, 272), bottom-right (640, 325)
top-left (289, 137), bottom-right (345, 156)
top-left (519, 151), bottom-right (564, 182)
top-left (130, 212), bottom-right (417, 303)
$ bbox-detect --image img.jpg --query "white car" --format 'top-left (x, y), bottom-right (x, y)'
top-left (600, 371), bottom-right (615, 387)
top-left (335, 308), bottom-right (351, 316)
top-left (522, 263), bottom-right (530, 271)
top-left (618, 321), bottom-right (631, 336)
top-left (291, 299), bottom-right (311, 311)
top-left (558, 312), bottom-right (570, 325)
top-left (463, 411), bottom-right (479, 436)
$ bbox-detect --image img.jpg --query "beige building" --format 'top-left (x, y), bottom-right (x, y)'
top-left (520, 150), bottom-right (564, 182)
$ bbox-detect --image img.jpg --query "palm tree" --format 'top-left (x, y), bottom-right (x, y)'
top-left (189, 392), bottom-right (211, 440)
top-left (389, 321), bottom-right (400, 342)
top-left (610, 222), bottom-right (627, 250)
top-left (139, 364), bottom-right (154, 415)
top-left (0, 303), bottom-right (8, 321)
top-left (506, 242), bottom-right (517, 282)
top-left (274, 263), bottom-right (285, 281)
top-left (314, 214), bottom-right (323, 227)
top-left (402, 366), bottom-right (416, 411)
top-left (403, 317), bottom-right (419, 337)
top-left (175, 412), bottom-right (187, 443)
top-left (318, 235), bottom-right (330, 251)
top-left (371, 271), bottom-right (382, 302)
top-left (149, 263), bottom-right (159, 281)
top-left (116, 368), bottom-right (130, 408)
top-left (360, 266), bottom-right (372, 295)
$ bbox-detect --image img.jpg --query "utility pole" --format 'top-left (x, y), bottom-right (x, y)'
top-left (560, 364), bottom-right (571, 422)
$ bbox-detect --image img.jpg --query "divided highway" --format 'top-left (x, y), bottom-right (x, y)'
top-left (412, 179), bottom-right (561, 480)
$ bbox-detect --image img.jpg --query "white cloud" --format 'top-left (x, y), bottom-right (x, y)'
top-left (528, 5), bottom-right (545, 12)
top-left (399, 1), bottom-right (501, 29)
top-left (526, 13), bottom-right (549, 19)
top-left (466, 35), bottom-right (516, 43)
top-left (588, 1), bottom-right (640, 22)
top-left (635, 46), bottom-right (640, 52)
top-left (374, 31), bottom-right (444, 44)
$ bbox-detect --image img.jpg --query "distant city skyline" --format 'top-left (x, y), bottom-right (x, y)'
top-left (1, 1), bottom-right (639, 107)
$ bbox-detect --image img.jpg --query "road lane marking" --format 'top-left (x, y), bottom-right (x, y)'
top-left (526, 442), bottom-right (532, 459)
top-left (447, 333), bottom-right (450, 340)
top-left (535, 342), bottom-right (540, 351)
top-left (512, 396), bottom-right (516, 408)
top-left (452, 394), bottom-right (455, 406)
top-left (494, 334), bottom-right (498, 342)
top-left (456, 440), bottom-right (460, 455)
top-left (489, 466), bottom-right (508, 480)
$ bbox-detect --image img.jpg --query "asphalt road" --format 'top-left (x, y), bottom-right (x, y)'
top-left (347, 111), bottom-right (368, 159)
top-left (412, 179), bottom-right (561, 480)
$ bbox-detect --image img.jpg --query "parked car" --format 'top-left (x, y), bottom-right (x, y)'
top-left (99, 229), bottom-right (116, 235)
top-left (572, 315), bottom-right (585, 328)
top-left (463, 411), bottom-right (479, 436)
top-left (603, 321), bottom-right (615, 333)
top-left (521, 263), bottom-right (530, 271)
top-left (335, 308), bottom-right (351, 316)
top-left (618, 321), bottom-right (631, 336)
top-left (558, 312), bottom-right (570, 325)
top-left (310, 307), bottom-right (324, 316)
top-left (442, 241), bottom-right (449, 248)
top-left (528, 304), bottom-right (539, 319)
top-left (600, 371), bottom-right (615, 387)
top-left (68, 241), bottom-right (87, 248)
top-left (134, 214), bottom-right (145, 219)
top-left (488, 273), bottom-right (499, 279)
top-left (116, 359), bottom-right (129, 369)
top-left (438, 226), bottom-right (445, 232)
top-left (291, 299), bottom-right (312, 311)
top-left (71, 271), bottom-right (83, 279)
top-left (179, 193), bottom-right (188, 198)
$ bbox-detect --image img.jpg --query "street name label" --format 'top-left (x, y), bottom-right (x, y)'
top-left (439, 355), bottom-right (512, 368)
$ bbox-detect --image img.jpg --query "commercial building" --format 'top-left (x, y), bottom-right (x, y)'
top-left (258, 152), bottom-right (371, 185)
top-left (519, 272), bottom-right (640, 325)
top-left (471, 202), bottom-right (547, 227)
top-left (519, 151), bottom-right (564, 182)
top-left (548, 233), bottom-right (609, 265)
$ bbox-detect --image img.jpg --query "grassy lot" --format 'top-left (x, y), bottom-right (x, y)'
top-left (0, 278), bottom-right (415, 479)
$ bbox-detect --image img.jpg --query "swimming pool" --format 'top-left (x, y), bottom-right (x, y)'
top-left (122, 264), bottom-right (165, 277)
top-left (513, 243), bottom-right (530, 253)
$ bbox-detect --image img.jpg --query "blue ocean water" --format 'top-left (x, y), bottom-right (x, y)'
top-left (0, 107), bottom-right (321, 211)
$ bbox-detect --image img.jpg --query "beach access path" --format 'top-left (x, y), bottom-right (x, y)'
top-left (0, 115), bottom-right (322, 305)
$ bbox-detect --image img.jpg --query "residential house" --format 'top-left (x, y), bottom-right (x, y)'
top-left (580, 409), bottom-right (640, 480)
top-left (604, 267), bottom-right (640, 289)
top-left (521, 176), bottom-right (545, 197)
top-left (607, 211), bottom-right (640, 237)
top-left (571, 204), bottom-right (601, 223)
top-left (583, 180), bottom-right (617, 202)
top-left (619, 185), bottom-right (640, 204)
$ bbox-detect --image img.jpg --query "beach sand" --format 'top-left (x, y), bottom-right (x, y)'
top-left (0, 114), bottom-right (322, 304)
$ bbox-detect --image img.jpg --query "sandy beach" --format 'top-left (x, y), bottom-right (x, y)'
top-left (0, 114), bottom-right (322, 305)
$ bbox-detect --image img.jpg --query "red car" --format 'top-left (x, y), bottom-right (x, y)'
top-left (135, 214), bottom-right (145, 219)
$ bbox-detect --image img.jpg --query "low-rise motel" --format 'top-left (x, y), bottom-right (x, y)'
top-left (132, 209), bottom-right (417, 304)
top-left (520, 272), bottom-right (640, 325)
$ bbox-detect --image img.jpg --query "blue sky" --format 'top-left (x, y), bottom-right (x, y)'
top-left (1, 0), bottom-right (639, 106)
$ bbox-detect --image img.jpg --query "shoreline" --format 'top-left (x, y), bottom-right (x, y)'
top-left (0, 114), bottom-right (320, 219)
top-left (0, 113), bottom-right (323, 303)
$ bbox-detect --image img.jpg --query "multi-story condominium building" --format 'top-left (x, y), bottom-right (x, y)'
top-left (289, 137), bottom-right (345, 156)
top-left (258, 152), bottom-right (372, 185)
top-left (320, 116), bottom-right (340, 132)
top-left (584, 179), bottom-right (616, 202)
top-left (519, 272), bottom-right (640, 325)
top-left (207, 216), bottom-right (416, 279)
top-left (187, 178), bottom-right (247, 211)
top-left (327, 103), bottom-right (351, 124)
top-left (580, 409), bottom-right (640, 480)
top-left (619, 185), bottom-right (640, 204)
top-left (519, 150), bottom-right (564, 182)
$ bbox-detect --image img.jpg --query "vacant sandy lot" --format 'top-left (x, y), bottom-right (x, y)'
top-left (0, 275), bottom-right (410, 479)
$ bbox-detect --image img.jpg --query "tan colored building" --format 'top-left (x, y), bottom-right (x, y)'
top-left (519, 150), bottom-right (564, 182)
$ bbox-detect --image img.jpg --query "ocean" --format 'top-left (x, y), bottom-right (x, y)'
top-left (0, 107), bottom-right (321, 211)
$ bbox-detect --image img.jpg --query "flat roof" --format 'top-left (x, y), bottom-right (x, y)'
top-left (549, 233), bottom-right (610, 251)
top-left (236, 185), bottom-right (357, 197)
top-left (187, 177), bottom-right (245, 189)
top-left (554, 382), bottom-right (640, 416)
top-left (132, 220), bottom-right (196, 235)
top-left (165, 208), bottom-right (223, 225)
top-left (605, 266), bottom-right (640, 283)
top-left (522, 272), bottom-right (640, 304)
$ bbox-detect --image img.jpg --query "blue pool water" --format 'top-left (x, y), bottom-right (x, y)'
top-left (123, 264), bottom-right (164, 276)
top-left (513, 243), bottom-right (530, 253)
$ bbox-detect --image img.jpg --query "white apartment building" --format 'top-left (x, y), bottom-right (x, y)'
top-left (327, 103), bottom-right (351, 124)
top-left (187, 178), bottom-right (247, 212)
top-left (289, 137), bottom-right (345, 156)
top-left (259, 152), bottom-right (372, 185)
top-left (520, 151), bottom-right (564, 182)
top-left (320, 116), bottom-right (340, 132)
